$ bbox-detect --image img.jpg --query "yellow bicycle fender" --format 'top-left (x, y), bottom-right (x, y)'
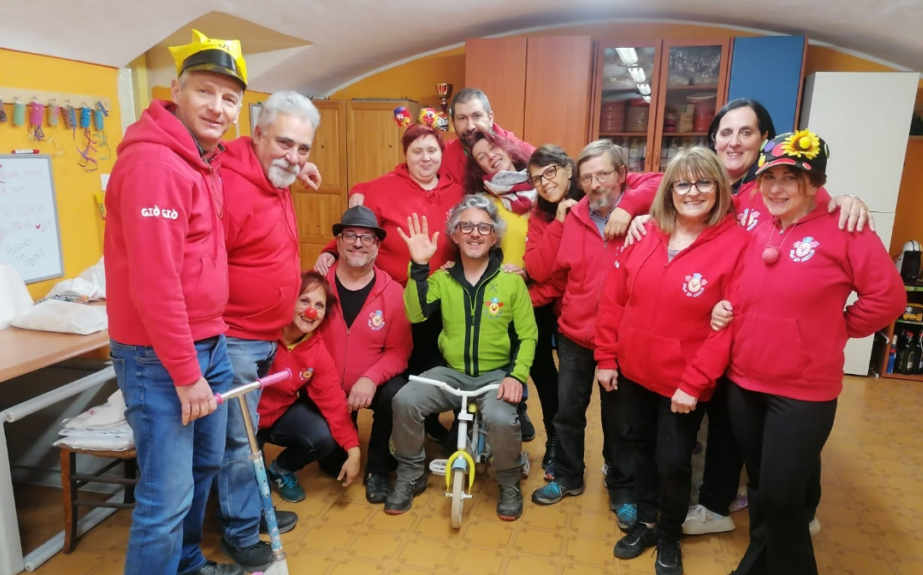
top-left (445, 450), bottom-right (477, 492)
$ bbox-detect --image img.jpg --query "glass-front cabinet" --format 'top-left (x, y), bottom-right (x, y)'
top-left (590, 38), bottom-right (731, 173)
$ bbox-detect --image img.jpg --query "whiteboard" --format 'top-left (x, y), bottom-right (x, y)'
top-left (0, 155), bottom-right (64, 284)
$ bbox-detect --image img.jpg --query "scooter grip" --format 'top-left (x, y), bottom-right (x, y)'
top-left (259, 368), bottom-right (292, 388)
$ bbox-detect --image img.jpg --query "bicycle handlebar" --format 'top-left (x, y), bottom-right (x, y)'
top-left (409, 375), bottom-right (500, 398)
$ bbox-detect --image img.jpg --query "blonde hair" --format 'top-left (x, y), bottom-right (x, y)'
top-left (651, 147), bottom-right (732, 234)
top-left (576, 140), bottom-right (629, 192)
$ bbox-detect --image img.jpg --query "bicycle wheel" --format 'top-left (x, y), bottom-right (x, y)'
top-left (450, 468), bottom-right (465, 529)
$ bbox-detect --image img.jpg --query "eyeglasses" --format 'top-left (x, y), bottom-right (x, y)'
top-left (579, 170), bottom-right (615, 186)
top-left (528, 164), bottom-right (564, 187)
top-left (672, 179), bottom-right (717, 195)
top-left (339, 232), bottom-right (378, 246)
top-left (456, 221), bottom-right (494, 235)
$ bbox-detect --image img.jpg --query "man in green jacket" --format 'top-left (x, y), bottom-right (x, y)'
top-left (385, 194), bottom-right (538, 521)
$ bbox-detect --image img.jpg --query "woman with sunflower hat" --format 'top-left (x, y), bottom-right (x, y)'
top-left (713, 130), bottom-right (905, 575)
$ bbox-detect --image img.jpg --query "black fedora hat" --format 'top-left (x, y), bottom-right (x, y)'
top-left (332, 205), bottom-right (387, 240)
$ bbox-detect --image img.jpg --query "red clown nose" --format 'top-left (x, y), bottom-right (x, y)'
top-left (304, 307), bottom-right (318, 320)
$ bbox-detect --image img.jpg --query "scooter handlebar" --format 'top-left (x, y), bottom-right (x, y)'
top-left (215, 368), bottom-right (292, 405)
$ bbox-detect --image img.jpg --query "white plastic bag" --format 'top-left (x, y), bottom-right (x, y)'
top-left (11, 300), bottom-right (107, 335)
top-left (0, 263), bottom-right (34, 330)
top-left (78, 257), bottom-right (106, 299)
top-left (44, 257), bottom-right (106, 302)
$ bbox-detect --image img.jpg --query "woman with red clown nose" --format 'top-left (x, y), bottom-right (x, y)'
top-left (710, 130), bottom-right (905, 575)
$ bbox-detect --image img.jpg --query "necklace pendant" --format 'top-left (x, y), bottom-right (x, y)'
top-left (762, 246), bottom-right (780, 264)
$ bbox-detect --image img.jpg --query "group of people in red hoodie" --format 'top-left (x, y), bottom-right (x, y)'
top-left (104, 28), bottom-right (904, 575)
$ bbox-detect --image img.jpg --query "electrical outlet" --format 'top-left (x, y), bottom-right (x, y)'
top-left (100, 173), bottom-right (110, 191)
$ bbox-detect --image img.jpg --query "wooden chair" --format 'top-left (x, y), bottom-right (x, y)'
top-left (58, 446), bottom-right (138, 553)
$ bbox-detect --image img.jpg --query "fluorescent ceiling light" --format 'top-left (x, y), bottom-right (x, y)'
top-left (616, 47), bottom-right (638, 65)
top-left (628, 66), bottom-right (646, 83)
top-left (638, 83), bottom-right (651, 95)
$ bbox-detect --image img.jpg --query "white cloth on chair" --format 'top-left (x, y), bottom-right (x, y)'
top-left (53, 391), bottom-right (134, 451)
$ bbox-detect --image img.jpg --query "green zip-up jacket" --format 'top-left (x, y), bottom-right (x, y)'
top-left (405, 254), bottom-right (537, 383)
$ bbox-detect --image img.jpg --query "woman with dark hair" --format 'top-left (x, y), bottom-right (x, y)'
top-left (627, 98), bottom-right (876, 537)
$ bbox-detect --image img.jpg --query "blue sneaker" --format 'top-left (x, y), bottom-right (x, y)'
top-left (267, 461), bottom-right (305, 503)
top-left (531, 480), bottom-right (585, 505)
top-left (616, 503), bottom-right (638, 531)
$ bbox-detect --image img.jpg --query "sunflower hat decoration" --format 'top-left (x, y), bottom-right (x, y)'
top-left (756, 129), bottom-right (830, 176)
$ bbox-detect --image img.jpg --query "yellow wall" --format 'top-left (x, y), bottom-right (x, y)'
top-left (150, 85), bottom-right (271, 139)
top-left (0, 48), bottom-right (122, 300)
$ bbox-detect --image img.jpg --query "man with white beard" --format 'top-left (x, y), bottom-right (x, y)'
top-left (214, 90), bottom-right (320, 572)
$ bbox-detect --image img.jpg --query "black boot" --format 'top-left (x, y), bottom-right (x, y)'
top-left (541, 435), bottom-right (558, 469)
top-left (517, 402), bottom-right (536, 442)
top-left (260, 508), bottom-right (297, 535)
top-left (384, 474), bottom-right (427, 515)
top-left (364, 472), bottom-right (393, 504)
top-left (497, 482), bottom-right (524, 521)
top-left (218, 538), bottom-right (273, 572)
top-left (190, 561), bottom-right (245, 575)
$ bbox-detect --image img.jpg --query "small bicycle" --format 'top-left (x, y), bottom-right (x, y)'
top-left (410, 375), bottom-right (530, 529)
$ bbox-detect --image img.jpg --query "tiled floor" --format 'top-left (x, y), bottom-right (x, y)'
top-left (17, 375), bottom-right (923, 574)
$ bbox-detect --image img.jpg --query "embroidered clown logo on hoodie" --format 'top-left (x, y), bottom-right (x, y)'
top-left (790, 237), bottom-right (820, 263)
top-left (737, 208), bottom-right (760, 231)
top-left (683, 273), bottom-right (707, 297)
top-left (299, 367), bottom-right (315, 382)
top-left (484, 297), bottom-right (504, 319)
top-left (368, 310), bottom-right (386, 331)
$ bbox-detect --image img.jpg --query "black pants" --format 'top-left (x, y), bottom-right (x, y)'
top-left (727, 381), bottom-right (836, 575)
top-left (407, 314), bottom-right (445, 375)
top-left (553, 334), bottom-right (632, 499)
top-left (620, 375), bottom-right (705, 541)
top-left (530, 303), bottom-right (559, 437)
top-left (261, 376), bottom-right (406, 476)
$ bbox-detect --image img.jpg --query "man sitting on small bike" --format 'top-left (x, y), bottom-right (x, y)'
top-left (386, 194), bottom-right (538, 521)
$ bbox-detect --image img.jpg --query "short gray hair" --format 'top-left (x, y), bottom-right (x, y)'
top-left (257, 90), bottom-right (321, 131)
top-left (446, 194), bottom-right (506, 241)
top-left (450, 88), bottom-right (491, 119)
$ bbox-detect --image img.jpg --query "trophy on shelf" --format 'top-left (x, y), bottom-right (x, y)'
top-left (436, 83), bottom-right (453, 115)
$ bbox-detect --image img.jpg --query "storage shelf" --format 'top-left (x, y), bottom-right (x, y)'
top-left (896, 319), bottom-right (923, 326)
top-left (881, 371), bottom-right (923, 382)
top-left (601, 131), bottom-right (648, 137)
top-left (663, 132), bottom-right (708, 137)
top-left (666, 84), bottom-right (719, 91)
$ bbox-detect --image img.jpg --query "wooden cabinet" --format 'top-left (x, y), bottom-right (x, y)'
top-left (465, 38), bottom-right (528, 137)
top-left (523, 36), bottom-right (594, 157)
top-left (346, 100), bottom-right (419, 190)
top-left (293, 100), bottom-right (347, 270)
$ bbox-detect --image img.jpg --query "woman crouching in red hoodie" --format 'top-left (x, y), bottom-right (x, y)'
top-left (715, 132), bottom-right (905, 575)
top-left (258, 272), bottom-right (361, 503)
top-left (595, 147), bottom-right (750, 575)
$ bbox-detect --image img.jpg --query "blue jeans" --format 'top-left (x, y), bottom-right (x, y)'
top-left (110, 335), bottom-right (234, 575)
top-left (217, 337), bottom-right (276, 548)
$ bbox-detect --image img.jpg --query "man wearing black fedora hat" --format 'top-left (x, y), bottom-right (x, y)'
top-left (317, 206), bottom-right (413, 503)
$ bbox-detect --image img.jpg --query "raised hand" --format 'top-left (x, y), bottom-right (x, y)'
top-left (397, 213), bottom-right (439, 265)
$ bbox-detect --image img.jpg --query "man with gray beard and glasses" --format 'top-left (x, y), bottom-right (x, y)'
top-left (213, 90), bottom-right (321, 572)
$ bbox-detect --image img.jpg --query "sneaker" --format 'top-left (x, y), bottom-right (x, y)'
top-left (682, 504), bottom-right (735, 535)
top-left (497, 482), bottom-right (524, 521)
top-left (218, 538), bottom-right (273, 572)
top-left (260, 508), bottom-right (297, 535)
top-left (729, 485), bottom-right (748, 513)
top-left (364, 472), bottom-right (393, 504)
top-left (541, 435), bottom-right (558, 470)
top-left (384, 474), bottom-right (427, 515)
top-left (655, 538), bottom-right (683, 575)
top-left (809, 517), bottom-right (821, 537)
top-left (190, 561), bottom-right (245, 575)
top-left (518, 402), bottom-right (536, 442)
top-left (615, 503), bottom-right (638, 531)
top-left (531, 480), bottom-right (585, 505)
top-left (267, 461), bottom-right (306, 503)
top-left (613, 522), bottom-right (657, 559)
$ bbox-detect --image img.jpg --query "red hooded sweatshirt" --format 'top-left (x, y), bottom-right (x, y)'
top-left (439, 123), bottom-right (534, 184)
top-left (524, 173), bottom-right (663, 308)
top-left (726, 204), bottom-right (905, 401)
top-left (324, 163), bottom-right (465, 285)
top-left (221, 137), bottom-right (301, 341)
top-left (321, 263), bottom-right (413, 393)
top-left (552, 175), bottom-right (663, 349)
top-left (104, 100), bottom-right (227, 387)
top-left (733, 180), bottom-right (831, 232)
top-left (259, 331), bottom-right (359, 451)
top-left (594, 215), bottom-right (750, 400)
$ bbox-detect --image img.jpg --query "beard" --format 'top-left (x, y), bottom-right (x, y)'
top-left (267, 159), bottom-right (299, 188)
top-left (589, 192), bottom-right (614, 212)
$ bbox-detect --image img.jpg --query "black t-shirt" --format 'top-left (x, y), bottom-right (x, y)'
top-left (335, 273), bottom-right (375, 328)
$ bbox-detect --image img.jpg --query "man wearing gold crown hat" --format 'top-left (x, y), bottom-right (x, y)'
top-left (104, 30), bottom-right (249, 575)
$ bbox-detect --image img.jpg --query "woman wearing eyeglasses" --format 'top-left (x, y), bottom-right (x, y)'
top-left (522, 145), bottom-right (661, 481)
top-left (594, 147), bottom-right (749, 575)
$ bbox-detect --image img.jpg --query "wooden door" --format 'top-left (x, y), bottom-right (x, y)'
top-left (346, 101), bottom-right (415, 190)
top-left (293, 100), bottom-right (347, 271)
top-left (465, 38), bottom-right (528, 137)
top-left (523, 36), bottom-right (594, 157)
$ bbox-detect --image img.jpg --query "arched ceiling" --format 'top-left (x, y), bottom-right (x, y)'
top-left (1, 0), bottom-right (920, 96)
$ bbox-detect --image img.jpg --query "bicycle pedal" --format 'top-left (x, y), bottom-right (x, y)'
top-left (429, 459), bottom-right (448, 476)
